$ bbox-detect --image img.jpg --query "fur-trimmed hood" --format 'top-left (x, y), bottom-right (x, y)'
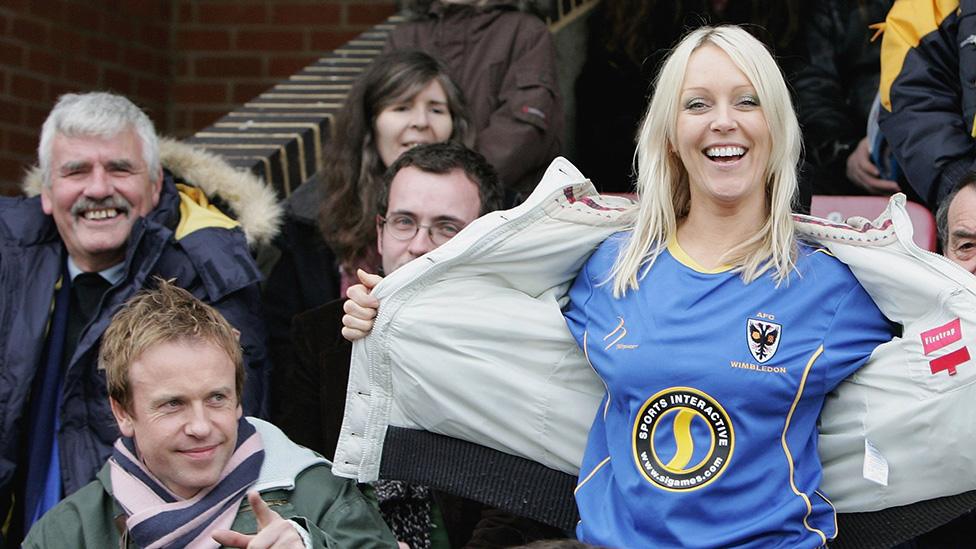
top-left (21, 138), bottom-right (282, 248)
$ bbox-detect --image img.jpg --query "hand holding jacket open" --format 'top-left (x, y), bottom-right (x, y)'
top-left (341, 269), bottom-right (383, 341)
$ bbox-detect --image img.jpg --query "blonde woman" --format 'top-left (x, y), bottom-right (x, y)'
top-left (564, 26), bottom-right (892, 546)
top-left (342, 25), bottom-right (894, 546)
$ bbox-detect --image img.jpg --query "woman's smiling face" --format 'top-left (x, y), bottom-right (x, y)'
top-left (373, 79), bottom-right (454, 167)
top-left (675, 44), bottom-right (771, 211)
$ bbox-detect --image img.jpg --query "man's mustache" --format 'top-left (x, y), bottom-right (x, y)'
top-left (70, 195), bottom-right (132, 217)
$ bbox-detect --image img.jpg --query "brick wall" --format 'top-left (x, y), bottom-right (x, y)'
top-left (0, 0), bottom-right (396, 195)
top-left (0, 1), bottom-right (171, 195)
top-left (171, 0), bottom-right (396, 139)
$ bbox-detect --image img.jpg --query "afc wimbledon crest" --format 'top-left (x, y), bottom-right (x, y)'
top-left (747, 319), bottom-right (781, 363)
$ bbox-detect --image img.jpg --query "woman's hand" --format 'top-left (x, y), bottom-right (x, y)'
top-left (341, 269), bottom-right (383, 341)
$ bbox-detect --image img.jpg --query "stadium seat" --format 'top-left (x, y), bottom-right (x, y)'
top-left (810, 195), bottom-right (937, 252)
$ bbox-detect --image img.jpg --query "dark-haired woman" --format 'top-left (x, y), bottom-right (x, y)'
top-left (264, 51), bottom-right (473, 404)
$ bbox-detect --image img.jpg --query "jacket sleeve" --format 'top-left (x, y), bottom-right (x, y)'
top-left (21, 480), bottom-right (119, 549)
top-left (214, 282), bottom-right (271, 419)
top-left (878, 0), bottom-right (976, 207)
top-left (474, 17), bottom-right (562, 193)
top-left (290, 466), bottom-right (398, 548)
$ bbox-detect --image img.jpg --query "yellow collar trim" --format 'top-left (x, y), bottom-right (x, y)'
top-left (667, 239), bottom-right (733, 274)
top-left (174, 184), bottom-right (240, 240)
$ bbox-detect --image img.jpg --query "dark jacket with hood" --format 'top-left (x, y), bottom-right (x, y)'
top-left (0, 139), bottom-right (281, 527)
top-left (878, 0), bottom-right (976, 208)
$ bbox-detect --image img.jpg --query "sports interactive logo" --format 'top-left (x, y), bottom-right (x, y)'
top-left (632, 387), bottom-right (734, 491)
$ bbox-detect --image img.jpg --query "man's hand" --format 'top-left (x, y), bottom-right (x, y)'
top-left (846, 136), bottom-right (901, 195)
top-left (212, 491), bottom-right (306, 549)
top-left (341, 269), bottom-right (383, 342)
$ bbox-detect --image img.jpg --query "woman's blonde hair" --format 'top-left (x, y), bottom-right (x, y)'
top-left (610, 25), bottom-right (801, 296)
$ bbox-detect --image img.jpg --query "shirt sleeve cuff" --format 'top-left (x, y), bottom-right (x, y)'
top-left (287, 519), bottom-right (313, 549)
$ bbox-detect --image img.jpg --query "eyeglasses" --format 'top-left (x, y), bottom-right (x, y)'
top-left (378, 214), bottom-right (465, 246)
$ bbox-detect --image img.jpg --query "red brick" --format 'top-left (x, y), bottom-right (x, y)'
top-left (47, 83), bottom-right (79, 102)
top-left (178, 2), bottom-right (194, 24)
top-left (142, 24), bottom-right (170, 49)
top-left (0, 156), bottom-right (29, 195)
top-left (103, 67), bottom-right (134, 94)
top-left (190, 108), bottom-right (225, 132)
top-left (50, 28), bottom-right (84, 53)
top-left (138, 77), bottom-right (169, 106)
top-left (122, 47), bottom-right (158, 74)
top-left (232, 82), bottom-right (270, 103)
top-left (119, 2), bottom-right (166, 19)
top-left (28, 49), bottom-right (61, 74)
top-left (178, 29), bottom-right (231, 50)
top-left (150, 113), bottom-right (169, 135)
top-left (310, 30), bottom-right (359, 52)
top-left (108, 18), bottom-right (138, 42)
top-left (0, 40), bottom-right (24, 68)
top-left (64, 2), bottom-right (101, 32)
top-left (63, 59), bottom-right (99, 86)
top-left (272, 4), bottom-right (340, 26)
top-left (236, 30), bottom-right (304, 51)
top-left (12, 17), bottom-right (48, 46)
top-left (25, 105), bottom-right (49, 127)
top-left (346, 3), bottom-right (397, 25)
top-left (0, 98), bottom-right (22, 125)
top-left (170, 108), bottom-right (192, 135)
top-left (197, 3), bottom-right (267, 25)
top-left (268, 55), bottom-right (317, 77)
top-left (152, 51), bottom-right (172, 76)
top-left (174, 56), bottom-right (190, 77)
top-left (87, 36), bottom-right (120, 63)
top-left (173, 82), bottom-right (228, 104)
top-left (195, 56), bottom-right (263, 78)
top-left (2, 0), bottom-right (31, 11)
top-left (99, 0), bottom-right (123, 13)
top-left (10, 74), bottom-right (47, 102)
top-left (29, 0), bottom-right (65, 18)
top-left (7, 128), bottom-right (38, 156)
top-left (139, 102), bottom-right (164, 123)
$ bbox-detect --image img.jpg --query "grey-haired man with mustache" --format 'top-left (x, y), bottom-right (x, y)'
top-left (0, 92), bottom-right (275, 546)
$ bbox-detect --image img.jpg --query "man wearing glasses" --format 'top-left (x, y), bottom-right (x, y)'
top-left (373, 143), bottom-right (502, 276)
top-left (279, 142), bottom-right (568, 547)
top-left (277, 142), bottom-right (502, 457)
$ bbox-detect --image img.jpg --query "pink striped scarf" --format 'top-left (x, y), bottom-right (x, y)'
top-left (109, 417), bottom-right (264, 548)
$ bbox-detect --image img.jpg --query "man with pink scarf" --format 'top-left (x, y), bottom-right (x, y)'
top-left (22, 280), bottom-right (395, 548)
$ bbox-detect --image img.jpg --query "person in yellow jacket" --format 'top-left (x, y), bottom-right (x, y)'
top-left (878, 0), bottom-right (976, 210)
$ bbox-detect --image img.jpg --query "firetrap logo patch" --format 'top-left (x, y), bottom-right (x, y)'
top-left (632, 387), bottom-right (734, 491)
top-left (747, 318), bottom-right (781, 363)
